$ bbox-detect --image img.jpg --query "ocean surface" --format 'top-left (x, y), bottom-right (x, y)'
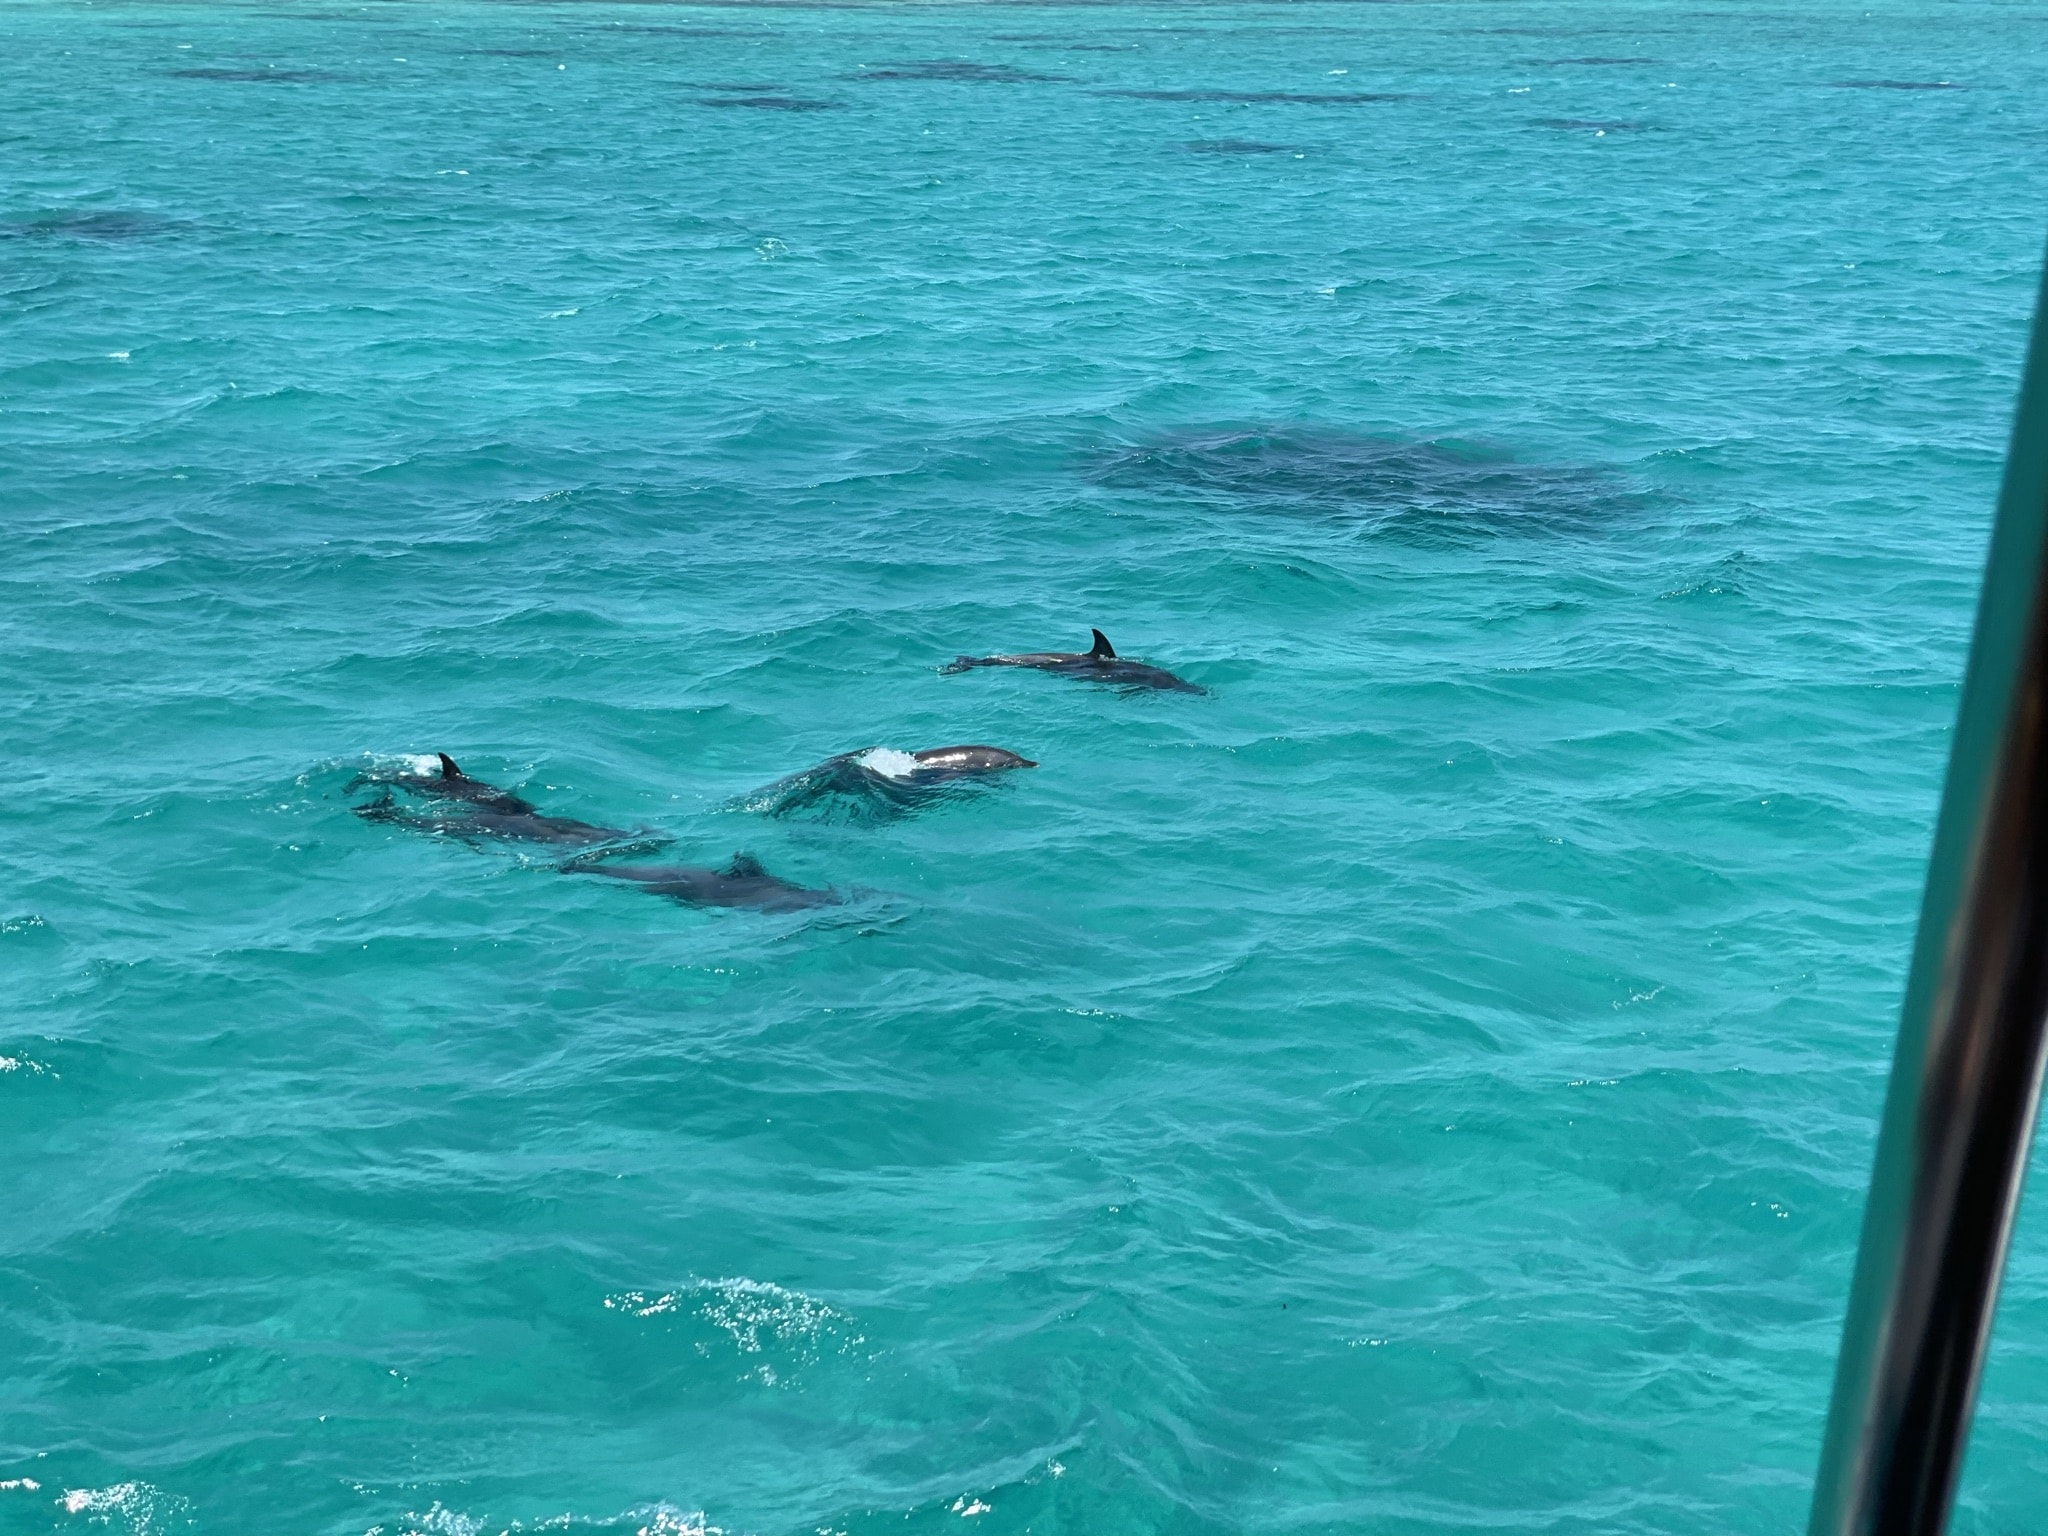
top-left (6, 1), bottom-right (2048, 1532)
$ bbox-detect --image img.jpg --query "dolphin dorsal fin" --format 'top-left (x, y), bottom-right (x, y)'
top-left (723, 853), bottom-right (768, 879)
top-left (437, 753), bottom-right (462, 779)
top-left (1089, 629), bottom-right (1116, 659)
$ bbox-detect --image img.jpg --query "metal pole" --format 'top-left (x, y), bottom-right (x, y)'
top-left (1809, 253), bottom-right (2048, 1536)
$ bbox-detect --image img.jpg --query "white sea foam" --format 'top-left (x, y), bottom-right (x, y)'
top-left (855, 748), bottom-right (920, 780)
top-left (382, 1501), bottom-right (719, 1536)
top-left (603, 1278), bottom-right (862, 1380)
top-left (603, 1289), bottom-right (681, 1317)
top-left (632, 1508), bottom-right (719, 1536)
top-left (695, 1276), bottom-right (853, 1356)
top-left (357, 752), bottom-right (439, 778)
top-left (57, 1481), bottom-right (191, 1533)
top-left (1, 1478), bottom-right (40, 1491)
top-left (395, 1504), bottom-right (481, 1536)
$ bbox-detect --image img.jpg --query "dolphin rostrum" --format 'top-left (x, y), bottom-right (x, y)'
top-left (939, 629), bottom-right (1203, 694)
top-left (564, 851), bottom-right (838, 912)
top-left (743, 743), bottom-right (1037, 822)
top-left (350, 753), bottom-right (664, 851)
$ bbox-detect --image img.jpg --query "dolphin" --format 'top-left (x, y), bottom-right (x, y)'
top-left (939, 629), bottom-right (1204, 694)
top-left (564, 851), bottom-right (838, 912)
top-left (744, 743), bottom-right (1037, 823)
top-left (351, 752), bottom-right (537, 813)
top-left (353, 793), bottom-right (663, 850)
top-left (350, 754), bottom-right (665, 851)
top-left (889, 744), bottom-right (1038, 780)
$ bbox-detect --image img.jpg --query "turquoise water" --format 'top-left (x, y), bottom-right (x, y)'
top-left (5, 1), bottom-right (2048, 1531)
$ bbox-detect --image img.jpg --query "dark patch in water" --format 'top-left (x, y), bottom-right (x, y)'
top-left (850, 60), bottom-right (1067, 83)
top-left (170, 66), bottom-right (342, 82)
top-left (687, 80), bottom-right (789, 91)
top-left (1535, 117), bottom-right (1651, 132)
top-left (1099, 87), bottom-right (1409, 104)
top-left (992, 35), bottom-right (1140, 51)
top-left (1831, 79), bottom-right (1965, 90)
top-left (1, 210), bottom-right (176, 242)
top-left (1181, 139), bottom-right (1302, 154)
top-left (1529, 56), bottom-right (1660, 65)
top-left (1660, 551), bottom-right (1757, 602)
top-left (699, 95), bottom-right (841, 111)
top-left (1091, 427), bottom-right (1650, 540)
top-left (589, 24), bottom-right (748, 37)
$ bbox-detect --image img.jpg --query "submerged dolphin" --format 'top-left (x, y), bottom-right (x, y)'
top-left (565, 851), bottom-right (838, 912)
top-left (745, 743), bottom-right (1037, 822)
top-left (350, 753), bottom-right (663, 851)
top-left (939, 629), bottom-right (1203, 694)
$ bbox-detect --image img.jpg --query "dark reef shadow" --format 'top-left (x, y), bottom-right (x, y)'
top-left (1097, 87), bottom-right (1410, 104)
top-left (990, 34), bottom-right (1141, 51)
top-left (588, 24), bottom-right (750, 36)
top-left (1534, 117), bottom-right (1652, 132)
top-left (1, 210), bottom-right (179, 242)
top-left (1089, 426), bottom-right (1656, 542)
top-left (1181, 139), bottom-right (1303, 154)
top-left (169, 66), bottom-right (345, 82)
top-left (699, 96), bottom-right (842, 110)
top-left (848, 60), bottom-right (1068, 83)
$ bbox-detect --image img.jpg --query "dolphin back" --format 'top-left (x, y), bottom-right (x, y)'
top-left (910, 744), bottom-right (1038, 774)
top-left (938, 630), bottom-right (1202, 693)
top-left (740, 744), bottom-right (1034, 823)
